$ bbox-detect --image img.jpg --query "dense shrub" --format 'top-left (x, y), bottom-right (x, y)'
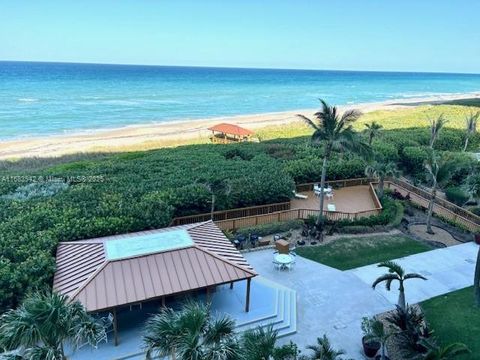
top-left (337, 197), bottom-right (404, 228)
top-left (400, 146), bottom-right (429, 175)
top-left (236, 219), bottom-right (304, 237)
top-left (445, 187), bottom-right (469, 206)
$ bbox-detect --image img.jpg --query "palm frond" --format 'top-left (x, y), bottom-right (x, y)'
top-left (403, 273), bottom-right (428, 281)
top-left (372, 274), bottom-right (399, 290)
top-left (377, 261), bottom-right (405, 277)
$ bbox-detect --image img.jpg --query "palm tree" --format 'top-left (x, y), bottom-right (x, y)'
top-left (204, 179), bottom-right (232, 220)
top-left (372, 261), bottom-right (427, 311)
top-left (365, 158), bottom-right (399, 198)
top-left (0, 291), bottom-right (105, 360)
top-left (305, 335), bottom-right (346, 360)
top-left (143, 302), bottom-right (239, 360)
top-left (429, 115), bottom-right (448, 149)
top-left (475, 246), bottom-right (480, 307)
top-left (417, 339), bottom-right (470, 359)
top-left (362, 317), bottom-right (394, 360)
top-left (424, 152), bottom-right (456, 234)
top-left (463, 111), bottom-right (479, 152)
top-left (240, 325), bottom-right (278, 360)
top-left (298, 100), bottom-right (369, 225)
top-left (365, 121), bottom-right (383, 145)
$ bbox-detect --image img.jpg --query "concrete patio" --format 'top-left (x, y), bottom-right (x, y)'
top-left (244, 241), bottom-right (478, 359)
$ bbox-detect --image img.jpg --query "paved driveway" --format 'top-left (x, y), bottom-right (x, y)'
top-left (244, 242), bottom-right (478, 359)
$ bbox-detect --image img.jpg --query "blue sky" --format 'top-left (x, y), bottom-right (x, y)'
top-left (1, 0), bottom-right (479, 73)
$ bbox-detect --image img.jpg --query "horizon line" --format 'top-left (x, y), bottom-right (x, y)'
top-left (2, 59), bottom-right (480, 76)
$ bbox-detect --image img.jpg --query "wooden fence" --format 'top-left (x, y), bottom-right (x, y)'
top-left (172, 176), bottom-right (480, 232)
top-left (385, 178), bottom-right (480, 233)
top-left (170, 201), bottom-right (291, 226)
top-left (215, 206), bottom-right (381, 231)
top-left (295, 177), bottom-right (371, 192)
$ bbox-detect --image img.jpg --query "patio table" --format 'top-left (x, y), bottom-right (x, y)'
top-left (274, 254), bottom-right (294, 265)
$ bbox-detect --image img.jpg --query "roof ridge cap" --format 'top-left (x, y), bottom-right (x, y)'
top-left (69, 260), bottom-right (109, 301)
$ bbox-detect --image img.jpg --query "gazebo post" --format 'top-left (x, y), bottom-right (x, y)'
top-left (113, 308), bottom-right (119, 346)
top-left (229, 281), bottom-right (234, 289)
top-left (245, 278), bottom-right (251, 312)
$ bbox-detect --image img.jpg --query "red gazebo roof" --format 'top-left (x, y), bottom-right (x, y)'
top-left (208, 123), bottom-right (254, 137)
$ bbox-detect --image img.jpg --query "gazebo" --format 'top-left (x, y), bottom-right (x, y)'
top-left (208, 123), bottom-right (254, 143)
top-left (52, 221), bottom-right (256, 345)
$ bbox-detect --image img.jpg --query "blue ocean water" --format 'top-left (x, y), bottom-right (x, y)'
top-left (1, 61), bottom-right (480, 140)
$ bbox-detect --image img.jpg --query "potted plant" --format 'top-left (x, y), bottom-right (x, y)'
top-left (361, 317), bottom-right (381, 357)
top-left (474, 233), bottom-right (480, 245)
top-left (362, 317), bottom-right (393, 360)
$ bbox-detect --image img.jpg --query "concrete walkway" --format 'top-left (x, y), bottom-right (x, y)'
top-left (244, 242), bottom-right (478, 360)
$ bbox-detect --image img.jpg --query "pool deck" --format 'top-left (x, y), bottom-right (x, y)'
top-left (291, 185), bottom-right (377, 213)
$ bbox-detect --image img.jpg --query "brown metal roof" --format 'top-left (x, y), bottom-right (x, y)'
top-left (208, 123), bottom-right (254, 137)
top-left (53, 221), bottom-right (256, 312)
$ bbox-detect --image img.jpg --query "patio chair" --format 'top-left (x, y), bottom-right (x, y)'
top-left (272, 260), bottom-right (282, 271)
top-left (249, 233), bottom-right (259, 247)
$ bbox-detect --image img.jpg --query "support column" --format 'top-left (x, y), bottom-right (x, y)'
top-left (206, 287), bottom-right (211, 303)
top-left (230, 282), bottom-right (234, 290)
top-left (113, 308), bottom-right (119, 346)
top-left (162, 296), bottom-right (166, 307)
top-left (245, 278), bottom-right (251, 313)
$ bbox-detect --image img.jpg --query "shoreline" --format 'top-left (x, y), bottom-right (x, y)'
top-left (1, 92), bottom-right (480, 160)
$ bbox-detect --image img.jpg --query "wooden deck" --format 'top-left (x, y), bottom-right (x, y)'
top-left (291, 185), bottom-right (377, 213)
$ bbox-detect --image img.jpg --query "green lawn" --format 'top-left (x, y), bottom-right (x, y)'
top-left (295, 235), bottom-right (433, 270)
top-left (421, 287), bottom-right (480, 360)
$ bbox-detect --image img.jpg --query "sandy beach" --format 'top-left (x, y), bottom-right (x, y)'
top-left (1, 92), bottom-right (479, 160)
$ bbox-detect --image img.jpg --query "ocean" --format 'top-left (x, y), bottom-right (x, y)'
top-left (1, 61), bottom-right (480, 140)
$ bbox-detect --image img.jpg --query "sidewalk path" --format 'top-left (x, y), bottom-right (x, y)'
top-left (244, 242), bottom-right (478, 360)
top-left (347, 241), bottom-right (478, 306)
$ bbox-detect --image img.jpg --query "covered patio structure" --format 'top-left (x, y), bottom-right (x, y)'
top-left (208, 123), bottom-right (254, 143)
top-left (53, 221), bottom-right (256, 346)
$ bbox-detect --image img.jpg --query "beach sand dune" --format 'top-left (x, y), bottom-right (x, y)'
top-left (1, 93), bottom-right (479, 160)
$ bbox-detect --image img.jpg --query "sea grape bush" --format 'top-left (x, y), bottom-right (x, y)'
top-left (0, 126), bottom-right (478, 311)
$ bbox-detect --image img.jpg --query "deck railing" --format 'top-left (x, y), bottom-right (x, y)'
top-left (214, 206), bottom-right (382, 231)
top-left (171, 177), bottom-right (480, 232)
top-left (385, 178), bottom-right (480, 233)
top-left (295, 177), bottom-right (370, 192)
top-left (170, 201), bottom-right (291, 226)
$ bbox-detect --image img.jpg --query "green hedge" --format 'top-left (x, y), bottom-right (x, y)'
top-left (236, 219), bottom-right (304, 237)
top-left (445, 187), bottom-right (469, 206)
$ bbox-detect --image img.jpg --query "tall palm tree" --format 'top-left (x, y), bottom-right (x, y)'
top-left (429, 115), bottom-right (448, 149)
top-left (475, 246), bottom-right (480, 307)
top-left (204, 179), bottom-right (232, 220)
top-left (298, 100), bottom-right (369, 225)
top-left (365, 121), bottom-right (383, 145)
top-left (240, 325), bottom-right (278, 360)
top-left (305, 335), bottom-right (346, 360)
top-left (0, 291), bottom-right (105, 360)
top-left (463, 111), bottom-right (479, 152)
top-left (424, 152), bottom-right (456, 234)
top-left (365, 158), bottom-right (400, 198)
top-left (417, 339), bottom-right (470, 359)
top-left (372, 261), bottom-right (427, 311)
top-left (144, 302), bottom-right (239, 360)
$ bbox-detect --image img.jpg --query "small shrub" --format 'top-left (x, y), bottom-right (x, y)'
top-left (1, 181), bottom-right (69, 201)
top-left (470, 206), bottom-right (480, 216)
top-left (445, 187), bottom-right (469, 206)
